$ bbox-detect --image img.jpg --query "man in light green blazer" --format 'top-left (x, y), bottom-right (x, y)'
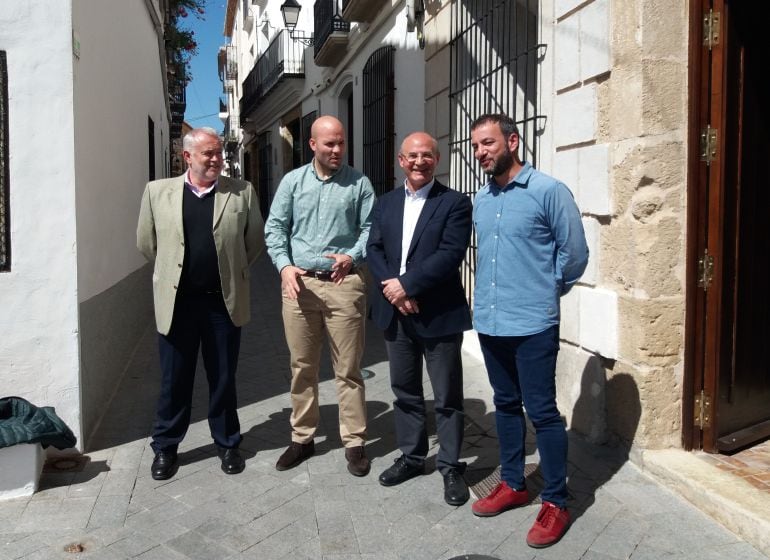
top-left (137, 127), bottom-right (264, 480)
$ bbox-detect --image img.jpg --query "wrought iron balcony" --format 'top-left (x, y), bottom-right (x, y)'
top-left (218, 45), bottom-right (238, 84)
top-left (169, 70), bottom-right (186, 125)
top-left (240, 29), bottom-right (310, 117)
top-left (341, 0), bottom-right (386, 23)
top-left (224, 115), bottom-right (240, 152)
top-left (314, 0), bottom-right (349, 67)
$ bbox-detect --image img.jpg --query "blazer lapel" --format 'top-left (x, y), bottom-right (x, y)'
top-left (406, 182), bottom-right (444, 258)
top-left (212, 176), bottom-right (232, 230)
top-left (169, 175), bottom-right (185, 240)
top-left (392, 188), bottom-right (406, 265)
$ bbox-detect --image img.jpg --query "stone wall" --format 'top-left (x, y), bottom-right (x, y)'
top-left (556, 0), bottom-right (689, 449)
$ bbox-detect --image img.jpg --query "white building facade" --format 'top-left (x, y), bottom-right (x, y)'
top-left (0, 0), bottom-right (174, 451)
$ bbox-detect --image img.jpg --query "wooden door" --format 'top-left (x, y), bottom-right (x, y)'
top-left (686, 0), bottom-right (770, 452)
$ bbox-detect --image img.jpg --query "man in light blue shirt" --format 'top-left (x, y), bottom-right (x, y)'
top-left (469, 113), bottom-right (588, 548)
top-left (265, 116), bottom-right (375, 478)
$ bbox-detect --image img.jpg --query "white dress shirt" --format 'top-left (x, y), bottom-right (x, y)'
top-left (400, 179), bottom-right (434, 275)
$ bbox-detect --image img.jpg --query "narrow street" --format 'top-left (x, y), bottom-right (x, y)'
top-left (1, 256), bottom-right (767, 560)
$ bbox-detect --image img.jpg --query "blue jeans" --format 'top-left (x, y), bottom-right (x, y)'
top-left (479, 326), bottom-right (567, 507)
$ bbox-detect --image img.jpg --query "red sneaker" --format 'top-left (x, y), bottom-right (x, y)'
top-left (471, 481), bottom-right (529, 517)
top-left (526, 501), bottom-right (570, 548)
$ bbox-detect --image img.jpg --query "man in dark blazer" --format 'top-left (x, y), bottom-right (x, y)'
top-left (367, 132), bottom-right (473, 506)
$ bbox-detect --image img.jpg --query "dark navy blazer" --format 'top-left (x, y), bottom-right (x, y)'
top-left (366, 180), bottom-right (473, 338)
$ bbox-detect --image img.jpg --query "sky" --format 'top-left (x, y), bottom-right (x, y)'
top-left (182, 1), bottom-right (228, 133)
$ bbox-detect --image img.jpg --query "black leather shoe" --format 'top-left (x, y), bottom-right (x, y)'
top-left (151, 450), bottom-right (178, 481)
top-left (378, 456), bottom-right (424, 487)
top-left (443, 468), bottom-right (469, 506)
top-left (276, 441), bottom-right (315, 471)
top-left (218, 447), bottom-right (245, 475)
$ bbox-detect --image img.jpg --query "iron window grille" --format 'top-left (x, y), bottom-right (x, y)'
top-left (449, 0), bottom-right (545, 307)
top-left (363, 46), bottom-right (396, 197)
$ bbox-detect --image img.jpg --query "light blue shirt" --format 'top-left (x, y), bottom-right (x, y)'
top-left (265, 162), bottom-right (376, 272)
top-left (473, 162), bottom-right (588, 336)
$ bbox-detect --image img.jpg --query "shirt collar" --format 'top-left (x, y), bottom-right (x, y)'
top-left (403, 178), bottom-right (434, 199)
top-left (486, 161), bottom-right (533, 191)
top-left (184, 170), bottom-right (218, 197)
top-left (311, 158), bottom-right (343, 181)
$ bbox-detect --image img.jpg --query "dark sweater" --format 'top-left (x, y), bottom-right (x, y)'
top-left (179, 186), bottom-right (221, 294)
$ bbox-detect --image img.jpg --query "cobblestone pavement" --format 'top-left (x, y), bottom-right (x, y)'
top-left (1, 256), bottom-right (768, 560)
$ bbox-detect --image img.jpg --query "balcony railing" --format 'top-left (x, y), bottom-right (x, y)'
top-left (169, 67), bottom-right (186, 126)
top-left (224, 115), bottom-right (240, 151)
top-left (314, 0), bottom-right (350, 66)
top-left (240, 29), bottom-right (310, 116)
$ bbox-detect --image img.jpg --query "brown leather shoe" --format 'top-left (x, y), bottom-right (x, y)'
top-left (276, 441), bottom-right (314, 471)
top-left (345, 445), bottom-right (370, 477)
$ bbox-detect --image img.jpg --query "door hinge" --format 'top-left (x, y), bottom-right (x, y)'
top-left (700, 126), bottom-right (718, 165)
top-left (694, 390), bottom-right (712, 430)
top-left (703, 9), bottom-right (720, 50)
top-left (697, 249), bottom-right (714, 291)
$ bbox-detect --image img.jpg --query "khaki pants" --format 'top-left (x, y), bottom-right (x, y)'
top-left (281, 270), bottom-right (367, 447)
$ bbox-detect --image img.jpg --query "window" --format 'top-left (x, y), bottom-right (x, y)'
top-left (257, 131), bottom-right (272, 220)
top-left (301, 110), bottom-right (317, 165)
top-left (362, 46), bottom-right (395, 197)
top-left (148, 116), bottom-right (155, 181)
top-left (0, 52), bottom-right (9, 272)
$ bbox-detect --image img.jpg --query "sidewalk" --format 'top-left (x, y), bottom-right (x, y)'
top-left (1, 255), bottom-right (768, 560)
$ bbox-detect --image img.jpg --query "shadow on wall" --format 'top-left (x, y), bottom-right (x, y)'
top-left (568, 360), bottom-right (642, 524)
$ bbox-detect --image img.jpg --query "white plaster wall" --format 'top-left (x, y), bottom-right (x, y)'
top-left (299, 2), bottom-right (424, 187)
top-left (0, 1), bottom-right (82, 444)
top-left (72, 0), bottom-right (167, 302)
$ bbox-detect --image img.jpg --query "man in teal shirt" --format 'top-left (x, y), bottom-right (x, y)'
top-left (265, 115), bottom-right (376, 477)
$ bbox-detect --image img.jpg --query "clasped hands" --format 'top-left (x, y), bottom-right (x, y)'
top-left (381, 278), bottom-right (419, 316)
top-left (280, 254), bottom-right (353, 300)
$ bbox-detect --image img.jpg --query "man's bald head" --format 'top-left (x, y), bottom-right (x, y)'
top-left (398, 131), bottom-right (440, 191)
top-left (311, 115), bottom-right (345, 140)
top-left (309, 115), bottom-right (346, 178)
top-left (400, 132), bottom-right (439, 157)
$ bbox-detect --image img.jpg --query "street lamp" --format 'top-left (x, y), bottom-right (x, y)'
top-left (280, 0), bottom-right (313, 45)
top-left (280, 0), bottom-right (301, 29)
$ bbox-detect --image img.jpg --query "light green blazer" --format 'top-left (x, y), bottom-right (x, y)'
top-left (136, 174), bottom-right (265, 335)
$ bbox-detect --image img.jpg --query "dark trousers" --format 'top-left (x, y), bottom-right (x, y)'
top-left (385, 317), bottom-right (465, 475)
top-left (478, 326), bottom-right (567, 507)
top-left (151, 293), bottom-right (242, 454)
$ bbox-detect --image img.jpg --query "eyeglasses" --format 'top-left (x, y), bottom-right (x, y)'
top-left (400, 152), bottom-right (436, 163)
top-left (197, 150), bottom-right (223, 159)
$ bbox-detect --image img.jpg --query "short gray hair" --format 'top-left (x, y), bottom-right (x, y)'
top-left (183, 127), bottom-right (221, 152)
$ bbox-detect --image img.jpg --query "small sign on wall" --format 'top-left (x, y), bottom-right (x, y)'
top-left (72, 31), bottom-right (81, 59)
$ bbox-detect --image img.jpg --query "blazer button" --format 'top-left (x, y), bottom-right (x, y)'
top-left (173, 285), bottom-right (178, 290)
top-left (177, 263), bottom-right (182, 268)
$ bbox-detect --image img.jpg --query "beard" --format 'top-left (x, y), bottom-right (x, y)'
top-left (483, 148), bottom-right (514, 177)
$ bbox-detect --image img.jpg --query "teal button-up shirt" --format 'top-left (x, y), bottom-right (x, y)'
top-left (265, 162), bottom-right (376, 272)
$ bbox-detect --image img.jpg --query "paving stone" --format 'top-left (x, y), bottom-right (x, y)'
top-left (99, 470), bottom-right (138, 497)
top-left (134, 544), bottom-right (190, 560)
top-left (87, 494), bottom-right (130, 529)
top-left (238, 516), bottom-right (317, 559)
top-left (165, 530), bottom-right (238, 560)
top-left (104, 532), bottom-right (159, 558)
